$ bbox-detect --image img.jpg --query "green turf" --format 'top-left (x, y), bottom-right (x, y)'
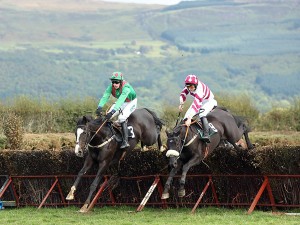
top-left (0, 206), bottom-right (299, 225)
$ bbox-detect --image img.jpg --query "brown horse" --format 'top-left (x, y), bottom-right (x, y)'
top-left (66, 108), bottom-right (164, 212)
top-left (161, 107), bottom-right (254, 199)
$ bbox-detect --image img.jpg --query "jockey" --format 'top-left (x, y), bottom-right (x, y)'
top-left (179, 74), bottom-right (217, 143)
top-left (95, 72), bottom-right (137, 148)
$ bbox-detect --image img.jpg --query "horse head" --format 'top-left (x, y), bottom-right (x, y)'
top-left (165, 126), bottom-right (183, 169)
top-left (75, 115), bottom-right (93, 157)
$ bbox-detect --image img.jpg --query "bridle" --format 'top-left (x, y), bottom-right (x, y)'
top-left (86, 120), bottom-right (116, 149)
top-left (166, 124), bottom-right (199, 160)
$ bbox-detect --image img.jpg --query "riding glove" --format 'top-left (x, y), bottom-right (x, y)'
top-left (105, 110), bottom-right (116, 120)
top-left (179, 104), bottom-right (184, 112)
top-left (95, 107), bottom-right (102, 116)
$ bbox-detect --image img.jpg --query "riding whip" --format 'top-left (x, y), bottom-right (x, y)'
top-left (175, 111), bottom-right (181, 127)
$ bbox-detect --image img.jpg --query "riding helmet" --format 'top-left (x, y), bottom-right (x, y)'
top-left (185, 74), bottom-right (198, 87)
top-left (110, 72), bottom-right (124, 81)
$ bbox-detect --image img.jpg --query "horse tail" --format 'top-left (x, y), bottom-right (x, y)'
top-left (143, 108), bottom-right (165, 131)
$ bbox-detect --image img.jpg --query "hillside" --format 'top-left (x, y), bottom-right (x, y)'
top-left (0, 0), bottom-right (299, 112)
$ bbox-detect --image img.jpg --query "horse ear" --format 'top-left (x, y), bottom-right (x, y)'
top-left (86, 115), bottom-right (93, 122)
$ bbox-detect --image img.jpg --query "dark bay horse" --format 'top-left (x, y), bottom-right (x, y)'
top-left (66, 108), bottom-right (164, 212)
top-left (161, 107), bottom-right (254, 199)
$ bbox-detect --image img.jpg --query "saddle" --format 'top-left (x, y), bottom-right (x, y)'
top-left (111, 122), bottom-right (135, 142)
top-left (191, 119), bottom-right (218, 140)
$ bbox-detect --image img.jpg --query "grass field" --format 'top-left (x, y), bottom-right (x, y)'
top-left (0, 206), bottom-right (299, 225)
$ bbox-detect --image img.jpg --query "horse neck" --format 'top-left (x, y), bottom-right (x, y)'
top-left (179, 124), bottom-right (197, 138)
top-left (88, 124), bottom-right (110, 143)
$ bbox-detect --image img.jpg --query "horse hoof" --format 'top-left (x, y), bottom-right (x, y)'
top-left (66, 186), bottom-right (76, 200)
top-left (178, 189), bottom-right (185, 197)
top-left (142, 146), bottom-right (149, 152)
top-left (66, 194), bottom-right (74, 201)
top-left (161, 193), bottom-right (169, 199)
top-left (79, 204), bottom-right (89, 213)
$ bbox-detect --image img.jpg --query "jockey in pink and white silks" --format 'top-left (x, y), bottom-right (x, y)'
top-left (179, 74), bottom-right (217, 143)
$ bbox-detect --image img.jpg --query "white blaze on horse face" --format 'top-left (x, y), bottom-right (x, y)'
top-left (75, 128), bottom-right (84, 155)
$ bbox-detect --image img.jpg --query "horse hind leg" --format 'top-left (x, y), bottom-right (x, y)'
top-left (157, 134), bottom-right (165, 152)
top-left (244, 131), bottom-right (255, 150)
top-left (140, 141), bottom-right (149, 152)
top-left (236, 139), bottom-right (247, 150)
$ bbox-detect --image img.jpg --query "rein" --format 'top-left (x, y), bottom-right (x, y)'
top-left (180, 121), bottom-right (199, 146)
top-left (86, 118), bottom-right (117, 149)
top-left (167, 122), bottom-right (200, 159)
top-left (88, 135), bottom-right (115, 148)
top-left (175, 125), bottom-right (190, 159)
top-left (88, 118), bottom-right (108, 143)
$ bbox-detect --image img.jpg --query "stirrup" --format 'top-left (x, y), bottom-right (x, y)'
top-left (202, 135), bottom-right (210, 143)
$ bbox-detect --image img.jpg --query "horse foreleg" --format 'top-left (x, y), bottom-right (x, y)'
top-left (161, 162), bottom-right (182, 199)
top-left (80, 160), bottom-right (109, 213)
top-left (66, 155), bottom-right (93, 201)
top-left (178, 157), bottom-right (201, 197)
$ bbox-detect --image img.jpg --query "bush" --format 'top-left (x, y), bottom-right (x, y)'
top-left (3, 111), bottom-right (24, 149)
top-left (216, 93), bottom-right (259, 125)
top-left (255, 98), bottom-right (300, 131)
top-left (0, 96), bottom-right (97, 133)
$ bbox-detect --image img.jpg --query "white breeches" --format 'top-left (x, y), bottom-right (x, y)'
top-left (108, 98), bottom-right (137, 123)
top-left (184, 98), bottom-right (217, 119)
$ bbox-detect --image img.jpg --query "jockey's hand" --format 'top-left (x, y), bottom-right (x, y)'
top-left (179, 104), bottom-right (184, 112)
top-left (185, 118), bottom-right (192, 127)
top-left (95, 107), bottom-right (102, 116)
top-left (105, 110), bottom-right (116, 120)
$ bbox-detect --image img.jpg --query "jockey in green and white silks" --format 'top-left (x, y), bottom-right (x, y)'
top-left (95, 72), bottom-right (137, 148)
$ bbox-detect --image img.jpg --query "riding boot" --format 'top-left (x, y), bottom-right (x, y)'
top-left (201, 116), bottom-right (211, 143)
top-left (120, 121), bottom-right (130, 149)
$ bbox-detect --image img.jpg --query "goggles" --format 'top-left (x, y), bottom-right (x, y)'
top-left (185, 83), bottom-right (195, 87)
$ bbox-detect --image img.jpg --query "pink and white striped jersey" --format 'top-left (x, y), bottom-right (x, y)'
top-left (180, 81), bottom-right (215, 117)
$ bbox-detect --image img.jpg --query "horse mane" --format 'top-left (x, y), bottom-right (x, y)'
top-left (86, 117), bottom-right (107, 132)
top-left (143, 108), bottom-right (165, 130)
